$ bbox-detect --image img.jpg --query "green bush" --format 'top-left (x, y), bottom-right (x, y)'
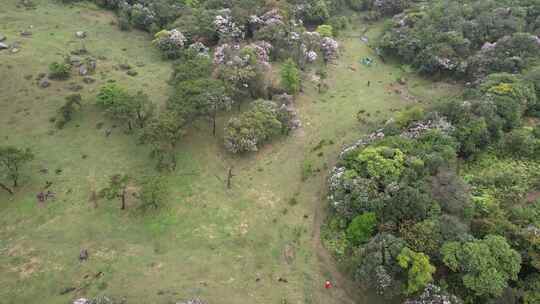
top-left (502, 129), bottom-right (536, 158)
top-left (346, 212), bottom-right (377, 245)
top-left (224, 100), bottom-right (283, 153)
top-left (328, 16), bottom-right (348, 36)
top-left (280, 59), bottom-right (301, 95)
top-left (316, 24), bottom-right (333, 37)
top-left (395, 106), bottom-right (424, 128)
top-left (397, 247), bottom-right (435, 295)
top-left (96, 83), bottom-right (129, 108)
top-left (301, 159), bottom-right (314, 181)
top-left (169, 55), bottom-right (212, 85)
top-left (48, 62), bottom-right (71, 80)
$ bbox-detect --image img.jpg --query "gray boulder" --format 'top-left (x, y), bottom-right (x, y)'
top-left (73, 299), bottom-right (89, 304)
top-left (88, 59), bottom-right (97, 71)
top-left (75, 31), bottom-right (87, 39)
top-left (0, 42), bottom-right (8, 50)
top-left (177, 299), bottom-right (207, 304)
top-left (83, 76), bottom-right (95, 84)
top-left (39, 78), bottom-right (50, 88)
top-left (0, 34), bottom-right (6, 42)
top-left (69, 56), bottom-right (82, 66)
top-left (79, 65), bottom-right (88, 76)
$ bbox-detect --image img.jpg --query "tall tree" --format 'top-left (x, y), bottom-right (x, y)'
top-left (168, 78), bottom-right (232, 136)
top-left (280, 59), bottom-right (301, 95)
top-left (139, 175), bottom-right (168, 209)
top-left (130, 91), bottom-right (156, 129)
top-left (0, 146), bottom-right (34, 193)
top-left (140, 112), bottom-right (185, 171)
top-left (397, 247), bottom-right (436, 295)
top-left (441, 235), bottom-right (521, 297)
top-left (102, 174), bottom-right (130, 210)
top-left (96, 85), bottom-right (155, 131)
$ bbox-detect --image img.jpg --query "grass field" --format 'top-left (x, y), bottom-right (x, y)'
top-left (0, 1), bottom-right (460, 303)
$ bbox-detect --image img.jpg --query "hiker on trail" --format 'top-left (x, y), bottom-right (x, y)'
top-left (324, 280), bottom-right (332, 289)
top-left (37, 192), bottom-right (45, 202)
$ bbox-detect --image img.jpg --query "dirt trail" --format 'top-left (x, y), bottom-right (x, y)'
top-left (311, 183), bottom-right (359, 304)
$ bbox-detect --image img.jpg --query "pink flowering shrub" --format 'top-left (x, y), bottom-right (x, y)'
top-left (153, 29), bottom-right (187, 59)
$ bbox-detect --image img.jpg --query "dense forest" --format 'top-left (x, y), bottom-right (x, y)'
top-left (1, 0), bottom-right (539, 303)
top-left (324, 1), bottom-right (540, 304)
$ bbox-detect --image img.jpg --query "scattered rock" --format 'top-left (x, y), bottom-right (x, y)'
top-left (96, 122), bottom-right (104, 129)
top-left (60, 287), bottom-right (76, 295)
top-left (283, 244), bottom-right (295, 264)
top-left (277, 277), bottom-right (288, 283)
top-left (176, 299), bottom-right (207, 304)
top-left (69, 56), bottom-right (83, 67)
top-left (55, 168), bottom-right (62, 175)
top-left (105, 128), bottom-right (112, 137)
top-left (87, 59), bottom-right (96, 71)
top-left (126, 70), bottom-right (138, 77)
top-left (67, 83), bottom-right (83, 91)
top-left (118, 63), bottom-right (131, 70)
top-left (11, 48), bottom-right (20, 54)
top-left (0, 34), bottom-right (5, 42)
top-left (273, 93), bottom-right (294, 106)
top-left (79, 249), bottom-right (88, 261)
top-left (398, 77), bottom-right (407, 85)
top-left (0, 42), bottom-right (8, 50)
top-left (20, 30), bottom-right (32, 37)
top-left (73, 298), bottom-right (89, 304)
top-left (39, 168), bottom-right (48, 174)
top-left (24, 74), bottom-right (33, 80)
top-left (36, 72), bottom-right (46, 80)
top-left (83, 76), bottom-right (95, 84)
top-left (79, 65), bottom-right (88, 76)
top-left (39, 78), bottom-right (50, 88)
top-left (70, 48), bottom-right (88, 55)
top-left (75, 31), bottom-right (87, 39)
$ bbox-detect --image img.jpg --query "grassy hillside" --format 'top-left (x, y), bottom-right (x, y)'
top-left (0, 1), bottom-right (459, 303)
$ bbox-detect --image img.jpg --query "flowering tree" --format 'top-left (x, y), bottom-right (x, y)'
top-left (214, 9), bottom-right (244, 42)
top-left (153, 29), bottom-right (187, 59)
top-left (224, 100), bottom-right (291, 153)
top-left (188, 42), bottom-right (210, 57)
top-left (403, 284), bottom-right (462, 304)
top-left (213, 43), bottom-right (271, 100)
top-left (321, 36), bottom-right (339, 63)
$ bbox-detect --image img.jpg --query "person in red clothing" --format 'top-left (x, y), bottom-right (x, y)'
top-left (324, 280), bottom-right (332, 289)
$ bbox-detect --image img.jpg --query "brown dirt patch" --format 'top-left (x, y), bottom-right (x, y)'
top-left (526, 191), bottom-right (540, 203)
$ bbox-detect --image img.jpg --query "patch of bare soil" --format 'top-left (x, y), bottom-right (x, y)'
top-left (526, 191), bottom-right (540, 203)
